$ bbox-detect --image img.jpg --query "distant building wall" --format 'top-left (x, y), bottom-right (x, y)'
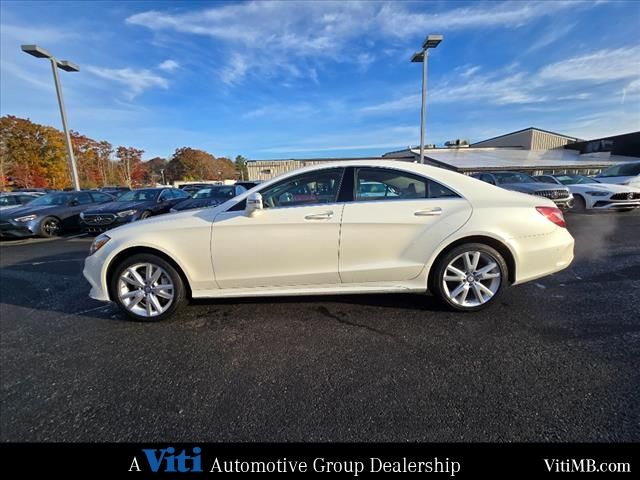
top-left (530, 130), bottom-right (576, 150)
top-left (246, 157), bottom-right (392, 181)
top-left (471, 130), bottom-right (533, 149)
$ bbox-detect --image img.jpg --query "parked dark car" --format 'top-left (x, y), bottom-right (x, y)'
top-left (471, 171), bottom-right (574, 209)
top-left (170, 185), bottom-right (248, 212)
top-left (99, 186), bottom-right (131, 198)
top-left (235, 181), bottom-right (261, 190)
top-left (0, 193), bottom-right (38, 211)
top-left (178, 183), bottom-right (215, 196)
top-left (80, 187), bottom-right (190, 233)
top-left (0, 191), bottom-right (114, 238)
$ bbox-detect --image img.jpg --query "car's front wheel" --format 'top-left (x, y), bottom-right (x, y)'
top-left (111, 253), bottom-right (186, 321)
top-left (39, 216), bottom-right (62, 237)
top-left (431, 243), bottom-right (507, 312)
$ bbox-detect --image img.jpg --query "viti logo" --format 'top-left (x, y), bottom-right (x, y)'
top-left (129, 446), bottom-right (203, 472)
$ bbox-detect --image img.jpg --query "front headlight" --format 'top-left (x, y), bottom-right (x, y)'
top-left (89, 234), bottom-right (111, 255)
top-left (585, 191), bottom-right (609, 197)
top-left (117, 209), bottom-right (137, 218)
top-left (14, 214), bottom-right (37, 222)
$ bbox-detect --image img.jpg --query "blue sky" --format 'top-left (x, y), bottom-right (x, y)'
top-left (1, 0), bottom-right (639, 160)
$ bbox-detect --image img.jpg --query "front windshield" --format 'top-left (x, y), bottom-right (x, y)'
top-left (555, 175), bottom-right (599, 185)
top-left (598, 163), bottom-right (640, 177)
top-left (193, 187), bottom-right (236, 199)
top-left (117, 189), bottom-right (159, 202)
top-left (493, 172), bottom-right (536, 184)
top-left (28, 193), bottom-right (72, 206)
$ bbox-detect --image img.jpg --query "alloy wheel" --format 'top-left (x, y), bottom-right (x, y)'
top-left (42, 218), bottom-right (60, 236)
top-left (442, 251), bottom-right (502, 307)
top-left (117, 262), bottom-right (175, 317)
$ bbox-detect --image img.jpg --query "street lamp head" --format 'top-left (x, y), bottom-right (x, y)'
top-left (57, 60), bottom-right (80, 72)
top-left (422, 34), bottom-right (443, 50)
top-left (21, 44), bottom-right (52, 59)
top-left (411, 52), bottom-right (425, 63)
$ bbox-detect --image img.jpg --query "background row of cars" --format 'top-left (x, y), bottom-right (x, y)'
top-left (0, 182), bottom-right (259, 238)
top-left (471, 160), bottom-right (640, 212)
top-left (1, 160), bottom-right (638, 239)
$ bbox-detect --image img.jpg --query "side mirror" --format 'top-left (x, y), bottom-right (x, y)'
top-left (245, 192), bottom-right (263, 217)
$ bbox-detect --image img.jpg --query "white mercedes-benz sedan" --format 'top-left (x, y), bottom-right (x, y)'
top-left (83, 161), bottom-right (574, 321)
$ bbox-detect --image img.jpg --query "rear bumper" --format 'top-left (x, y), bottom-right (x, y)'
top-left (511, 227), bottom-right (575, 285)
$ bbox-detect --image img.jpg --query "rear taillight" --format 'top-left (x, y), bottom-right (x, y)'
top-left (536, 206), bottom-right (566, 228)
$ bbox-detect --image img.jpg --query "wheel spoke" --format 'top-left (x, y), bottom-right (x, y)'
top-left (149, 268), bottom-right (162, 285)
top-left (463, 252), bottom-right (473, 272)
top-left (471, 283), bottom-right (484, 302)
top-left (476, 282), bottom-right (495, 297)
top-left (458, 285), bottom-right (470, 304)
top-left (153, 288), bottom-right (173, 300)
top-left (149, 294), bottom-right (163, 313)
top-left (445, 265), bottom-right (466, 281)
top-left (450, 283), bottom-right (466, 299)
top-left (128, 293), bottom-right (144, 308)
top-left (146, 298), bottom-right (152, 316)
top-left (145, 264), bottom-right (154, 282)
top-left (121, 290), bottom-right (140, 299)
top-left (476, 262), bottom-right (498, 276)
top-left (470, 251), bottom-right (480, 271)
top-left (480, 272), bottom-right (500, 280)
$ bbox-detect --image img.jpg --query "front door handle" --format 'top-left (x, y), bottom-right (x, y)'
top-left (414, 207), bottom-right (442, 216)
top-left (305, 211), bottom-right (334, 220)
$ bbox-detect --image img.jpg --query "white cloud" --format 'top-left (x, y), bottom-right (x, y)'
top-left (360, 45), bottom-right (640, 114)
top-left (125, 1), bottom-right (598, 85)
top-left (525, 23), bottom-right (576, 53)
top-left (86, 66), bottom-right (169, 99)
top-left (158, 59), bottom-right (179, 72)
top-left (538, 46), bottom-right (640, 83)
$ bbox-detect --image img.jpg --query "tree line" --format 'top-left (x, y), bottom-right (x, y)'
top-left (0, 115), bottom-right (250, 190)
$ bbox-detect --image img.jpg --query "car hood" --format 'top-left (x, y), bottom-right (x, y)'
top-left (105, 201), bottom-right (234, 240)
top-left (0, 204), bottom-right (60, 220)
top-left (83, 200), bottom-right (153, 214)
top-left (173, 197), bottom-right (226, 211)
top-left (567, 183), bottom-right (640, 194)
top-left (501, 182), bottom-right (569, 193)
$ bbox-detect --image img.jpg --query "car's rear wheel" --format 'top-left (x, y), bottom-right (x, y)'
top-left (431, 243), bottom-right (507, 312)
top-left (570, 195), bottom-right (586, 213)
top-left (111, 253), bottom-right (186, 322)
top-left (39, 216), bottom-right (62, 237)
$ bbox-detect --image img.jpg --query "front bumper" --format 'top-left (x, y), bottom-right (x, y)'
top-left (553, 196), bottom-right (574, 210)
top-left (83, 252), bottom-right (111, 301)
top-left (590, 199), bottom-right (640, 210)
top-left (0, 219), bottom-right (38, 238)
top-left (81, 214), bottom-right (138, 233)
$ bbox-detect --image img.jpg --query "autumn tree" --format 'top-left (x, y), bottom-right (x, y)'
top-left (145, 157), bottom-right (168, 185)
top-left (116, 146), bottom-right (146, 188)
top-left (235, 155), bottom-right (249, 181)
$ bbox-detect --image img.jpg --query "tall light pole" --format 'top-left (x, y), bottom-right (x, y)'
top-left (411, 34), bottom-right (442, 164)
top-left (21, 44), bottom-right (81, 191)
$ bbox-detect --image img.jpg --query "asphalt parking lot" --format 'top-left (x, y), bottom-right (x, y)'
top-left (1, 211), bottom-right (639, 442)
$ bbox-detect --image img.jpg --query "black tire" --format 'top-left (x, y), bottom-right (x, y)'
top-left (110, 253), bottom-right (186, 322)
top-left (139, 210), bottom-right (152, 220)
top-left (39, 216), bottom-right (62, 237)
top-left (430, 243), bottom-right (508, 312)
top-left (570, 195), bottom-right (586, 213)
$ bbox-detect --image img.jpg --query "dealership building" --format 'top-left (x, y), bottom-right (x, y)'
top-left (246, 128), bottom-right (639, 181)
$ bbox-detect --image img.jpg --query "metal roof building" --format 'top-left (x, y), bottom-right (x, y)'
top-left (469, 127), bottom-right (582, 150)
top-left (382, 147), bottom-right (635, 176)
top-left (246, 128), bottom-right (639, 180)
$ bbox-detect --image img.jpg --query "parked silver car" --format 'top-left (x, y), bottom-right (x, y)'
top-left (471, 171), bottom-right (574, 209)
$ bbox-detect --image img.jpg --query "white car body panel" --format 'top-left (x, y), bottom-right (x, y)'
top-left (83, 160), bottom-right (575, 303)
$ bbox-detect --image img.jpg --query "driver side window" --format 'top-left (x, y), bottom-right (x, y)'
top-left (260, 168), bottom-right (344, 209)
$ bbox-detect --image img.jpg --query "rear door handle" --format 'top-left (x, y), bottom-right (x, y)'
top-left (305, 211), bottom-right (334, 220)
top-left (414, 207), bottom-right (442, 216)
